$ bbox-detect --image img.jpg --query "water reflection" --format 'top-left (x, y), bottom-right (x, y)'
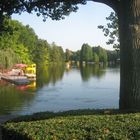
top-left (80, 64), bottom-right (107, 81)
top-left (36, 64), bottom-right (65, 88)
top-left (16, 81), bottom-right (36, 91)
top-left (0, 81), bottom-right (35, 115)
top-left (1, 63), bottom-right (139, 115)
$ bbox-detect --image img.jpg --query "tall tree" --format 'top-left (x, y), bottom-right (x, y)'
top-left (92, 52), bottom-right (99, 63)
top-left (80, 43), bottom-right (93, 63)
top-left (48, 42), bottom-right (64, 63)
top-left (0, 0), bottom-right (140, 109)
top-left (0, 18), bottom-right (37, 65)
top-left (18, 24), bottom-right (38, 61)
top-left (0, 48), bottom-right (20, 69)
top-left (94, 46), bottom-right (108, 63)
top-left (65, 49), bottom-right (73, 62)
top-left (33, 39), bottom-right (49, 65)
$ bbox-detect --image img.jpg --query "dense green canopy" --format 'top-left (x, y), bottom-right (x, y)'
top-left (0, 18), bottom-right (65, 69)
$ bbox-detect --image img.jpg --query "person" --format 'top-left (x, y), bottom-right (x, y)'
top-left (18, 69), bottom-right (24, 76)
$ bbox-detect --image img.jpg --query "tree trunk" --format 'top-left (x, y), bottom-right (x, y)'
top-left (118, 0), bottom-right (140, 110)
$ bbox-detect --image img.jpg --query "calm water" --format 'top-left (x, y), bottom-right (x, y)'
top-left (0, 64), bottom-right (120, 115)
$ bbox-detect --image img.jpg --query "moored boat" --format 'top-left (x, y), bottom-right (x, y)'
top-left (24, 64), bottom-right (36, 78)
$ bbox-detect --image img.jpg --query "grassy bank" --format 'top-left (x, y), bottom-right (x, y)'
top-left (1, 109), bottom-right (140, 140)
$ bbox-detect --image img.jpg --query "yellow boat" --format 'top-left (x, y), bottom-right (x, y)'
top-left (24, 64), bottom-right (36, 78)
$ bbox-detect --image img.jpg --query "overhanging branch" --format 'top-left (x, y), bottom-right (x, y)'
top-left (91, 0), bottom-right (120, 12)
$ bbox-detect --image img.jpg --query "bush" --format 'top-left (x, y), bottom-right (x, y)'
top-left (2, 112), bottom-right (140, 140)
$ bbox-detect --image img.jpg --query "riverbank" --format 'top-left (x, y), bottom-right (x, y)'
top-left (1, 109), bottom-right (140, 140)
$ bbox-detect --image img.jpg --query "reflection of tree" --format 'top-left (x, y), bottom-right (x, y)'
top-left (92, 65), bottom-right (106, 79)
top-left (0, 83), bottom-right (34, 115)
top-left (36, 64), bottom-right (49, 88)
top-left (80, 64), bottom-right (106, 81)
top-left (36, 63), bottom-right (65, 88)
top-left (48, 64), bottom-right (65, 85)
top-left (80, 65), bottom-right (93, 81)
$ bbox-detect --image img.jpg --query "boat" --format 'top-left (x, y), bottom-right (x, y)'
top-left (24, 64), bottom-right (36, 78)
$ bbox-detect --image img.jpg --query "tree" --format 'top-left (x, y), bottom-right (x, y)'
top-left (70, 50), bottom-right (81, 62)
top-left (0, 18), bottom-right (38, 65)
top-left (80, 43), bottom-right (93, 63)
top-left (65, 49), bottom-right (73, 62)
top-left (93, 46), bottom-right (108, 63)
top-left (76, 50), bottom-right (81, 62)
top-left (107, 50), bottom-right (118, 63)
top-left (33, 39), bottom-right (49, 65)
top-left (92, 52), bottom-right (99, 64)
top-left (0, 0), bottom-right (140, 109)
top-left (0, 48), bottom-right (20, 69)
top-left (49, 42), bottom-right (64, 63)
top-left (18, 24), bottom-right (38, 61)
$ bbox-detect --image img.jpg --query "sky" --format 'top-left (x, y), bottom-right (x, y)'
top-left (12, 2), bottom-right (114, 51)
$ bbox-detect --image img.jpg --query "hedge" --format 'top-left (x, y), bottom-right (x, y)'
top-left (2, 112), bottom-right (140, 140)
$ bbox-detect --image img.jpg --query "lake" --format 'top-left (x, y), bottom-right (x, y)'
top-left (0, 64), bottom-right (120, 115)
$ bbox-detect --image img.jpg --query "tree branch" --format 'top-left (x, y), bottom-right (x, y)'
top-left (91, 0), bottom-right (120, 12)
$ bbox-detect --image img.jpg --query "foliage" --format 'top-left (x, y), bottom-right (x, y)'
top-left (80, 43), bottom-right (93, 63)
top-left (0, 0), bottom-right (87, 34)
top-left (75, 50), bottom-right (81, 61)
top-left (0, 18), bottom-right (37, 67)
top-left (92, 53), bottom-right (99, 63)
top-left (49, 42), bottom-right (65, 64)
top-left (33, 39), bottom-right (50, 65)
top-left (17, 24), bottom-right (38, 60)
top-left (93, 46), bottom-right (108, 63)
top-left (0, 18), bottom-right (65, 68)
top-left (65, 50), bottom-right (81, 62)
top-left (2, 112), bottom-right (140, 140)
top-left (67, 44), bottom-right (116, 64)
top-left (98, 12), bottom-right (119, 51)
top-left (107, 50), bottom-right (118, 63)
top-left (0, 48), bottom-right (20, 69)
top-left (65, 49), bottom-right (73, 62)
top-left (0, 0), bottom-right (86, 19)
top-left (0, 19), bottom-right (21, 50)
top-left (13, 44), bottom-right (32, 64)
top-left (0, 17), bottom-right (116, 69)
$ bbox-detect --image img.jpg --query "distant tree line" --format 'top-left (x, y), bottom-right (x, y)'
top-left (0, 18), bottom-right (119, 70)
top-left (65, 43), bottom-right (119, 64)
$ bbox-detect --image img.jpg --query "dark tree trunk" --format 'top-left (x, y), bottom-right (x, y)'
top-left (92, 0), bottom-right (140, 109)
top-left (118, 0), bottom-right (140, 109)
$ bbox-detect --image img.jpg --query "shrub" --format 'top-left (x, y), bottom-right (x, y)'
top-left (2, 112), bottom-right (140, 140)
